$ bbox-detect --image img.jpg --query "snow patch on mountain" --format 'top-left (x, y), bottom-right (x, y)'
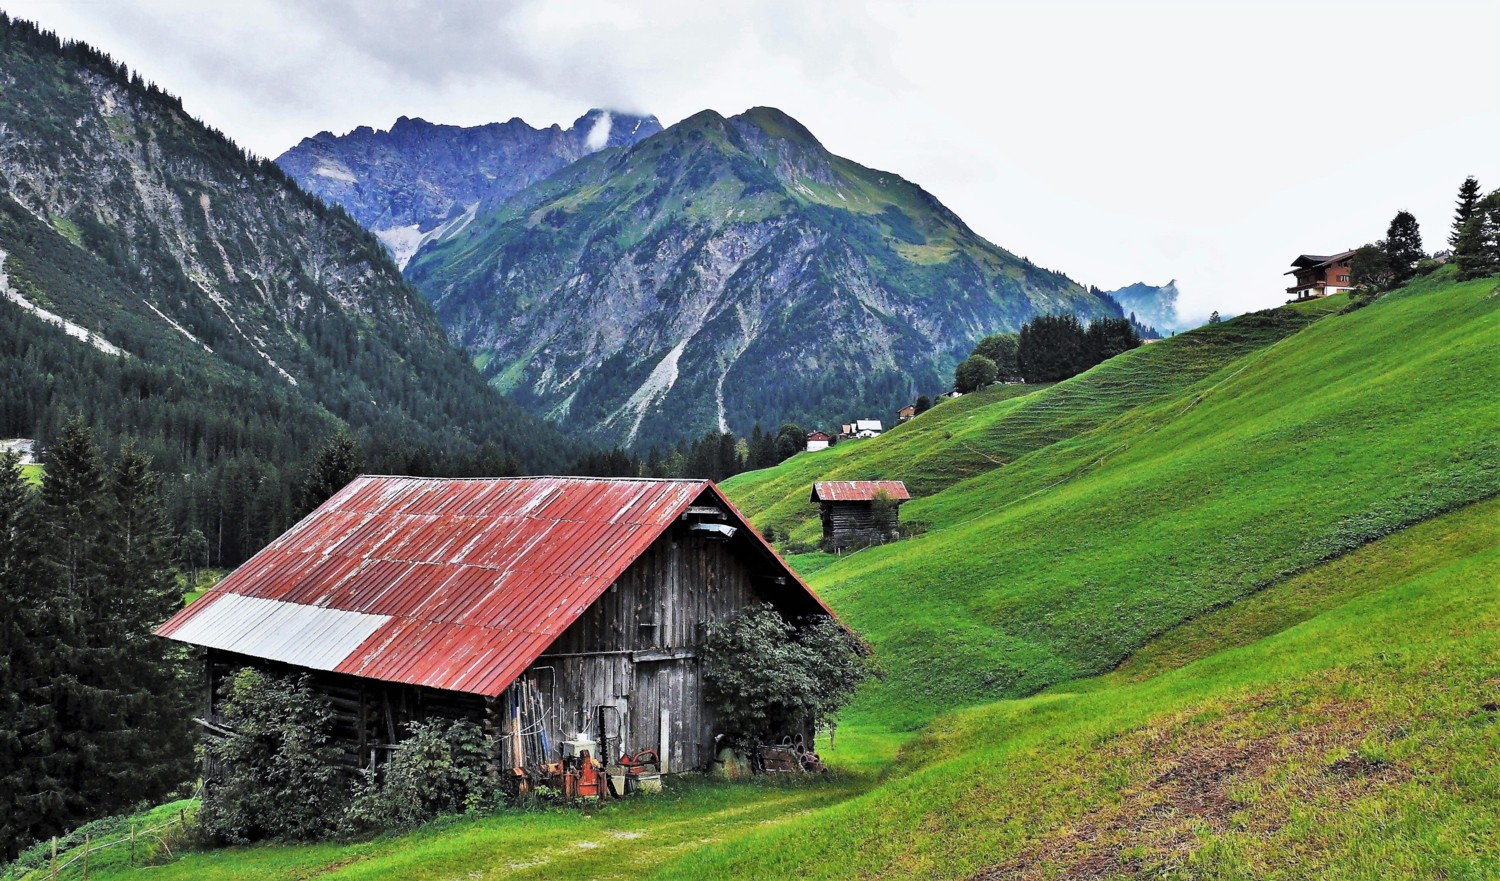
top-left (375, 202), bottom-right (479, 269)
top-left (313, 161), bottom-right (357, 183)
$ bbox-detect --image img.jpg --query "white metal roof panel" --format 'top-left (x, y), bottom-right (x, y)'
top-left (166, 593), bottom-right (391, 672)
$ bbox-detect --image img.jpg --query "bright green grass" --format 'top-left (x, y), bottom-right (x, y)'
top-left (730, 271), bottom-right (1498, 731)
top-left (723, 299), bottom-right (1336, 545)
top-left (21, 462), bottom-right (42, 485)
top-left (661, 496), bottom-right (1500, 879)
top-left (17, 778), bottom-right (868, 881)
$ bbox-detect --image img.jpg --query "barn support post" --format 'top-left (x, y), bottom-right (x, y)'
top-left (483, 695), bottom-right (501, 784)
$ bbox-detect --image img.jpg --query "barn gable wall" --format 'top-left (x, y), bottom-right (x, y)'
top-left (527, 520), bottom-right (768, 771)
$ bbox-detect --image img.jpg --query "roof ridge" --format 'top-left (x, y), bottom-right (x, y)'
top-left (355, 474), bottom-right (709, 484)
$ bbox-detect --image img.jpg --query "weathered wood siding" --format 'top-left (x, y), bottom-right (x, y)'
top-left (529, 521), bottom-right (767, 771)
top-left (821, 500), bottom-right (881, 549)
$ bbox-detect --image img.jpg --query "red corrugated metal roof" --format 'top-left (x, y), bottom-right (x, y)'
top-left (157, 476), bottom-right (831, 696)
top-left (810, 480), bottom-right (911, 502)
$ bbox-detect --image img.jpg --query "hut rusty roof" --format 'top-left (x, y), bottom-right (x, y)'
top-left (156, 475), bottom-right (830, 697)
top-left (810, 480), bottom-right (911, 503)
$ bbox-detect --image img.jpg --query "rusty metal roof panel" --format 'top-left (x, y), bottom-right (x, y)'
top-left (811, 480), bottom-right (912, 502)
top-left (156, 476), bottom-right (725, 695)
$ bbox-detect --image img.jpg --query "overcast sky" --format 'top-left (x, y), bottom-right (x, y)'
top-left (9, 0), bottom-right (1499, 320)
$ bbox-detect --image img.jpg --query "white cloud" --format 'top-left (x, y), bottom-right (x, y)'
top-left (7, 0), bottom-right (1498, 318)
top-left (585, 111), bottom-right (613, 151)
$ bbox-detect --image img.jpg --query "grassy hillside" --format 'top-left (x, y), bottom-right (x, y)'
top-left (726, 271), bottom-right (1498, 730)
top-left (665, 495), bottom-right (1500, 879)
top-left (723, 295), bottom-right (1340, 543)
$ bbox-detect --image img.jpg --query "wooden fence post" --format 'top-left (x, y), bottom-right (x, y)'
top-left (82, 833), bottom-right (89, 879)
top-left (49, 836), bottom-right (57, 880)
top-left (129, 821), bottom-right (136, 866)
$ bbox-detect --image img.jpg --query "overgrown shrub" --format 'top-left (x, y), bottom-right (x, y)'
top-left (701, 605), bottom-right (875, 750)
top-left (198, 669), bottom-right (347, 843)
top-left (340, 718), bottom-right (493, 834)
top-left (869, 490), bottom-right (901, 538)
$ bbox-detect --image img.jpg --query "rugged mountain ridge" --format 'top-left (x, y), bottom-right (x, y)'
top-left (0, 15), bottom-right (578, 561)
top-left (277, 109), bottom-right (662, 267)
top-left (406, 106), bottom-right (1122, 448)
top-left (1103, 279), bottom-right (1186, 333)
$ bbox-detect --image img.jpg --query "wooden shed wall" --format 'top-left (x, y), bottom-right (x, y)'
top-left (529, 521), bottom-right (767, 771)
top-left (821, 500), bottom-right (881, 549)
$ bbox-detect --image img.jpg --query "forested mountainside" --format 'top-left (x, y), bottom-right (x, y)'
top-left (0, 15), bottom-right (581, 565)
top-left (1103, 278), bottom-right (1186, 334)
top-left (406, 106), bottom-right (1122, 449)
top-left (277, 110), bottom-right (662, 267)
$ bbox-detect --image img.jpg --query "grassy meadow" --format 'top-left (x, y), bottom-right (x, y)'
top-left (10, 270), bottom-right (1497, 880)
top-left (730, 270), bottom-right (1498, 730)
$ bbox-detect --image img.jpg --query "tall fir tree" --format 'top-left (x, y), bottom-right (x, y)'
top-left (1454, 192), bottom-right (1500, 280)
top-left (0, 451), bottom-right (66, 859)
top-left (105, 444), bottom-right (194, 800)
top-left (36, 419), bottom-right (115, 843)
top-left (1449, 176), bottom-right (1483, 250)
top-left (299, 431), bottom-right (365, 515)
top-left (35, 422), bottom-right (192, 848)
top-left (1383, 211), bottom-right (1424, 285)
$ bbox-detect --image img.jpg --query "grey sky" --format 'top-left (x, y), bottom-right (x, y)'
top-left (8, 0), bottom-right (1498, 320)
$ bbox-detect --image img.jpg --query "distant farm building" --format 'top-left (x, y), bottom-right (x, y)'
top-left (0, 438), bottom-right (35, 464)
top-left (156, 476), bottom-right (838, 778)
top-left (806, 430), bottom-right (831, 452)
top-left (811, 480), bottom-right (911, 550)
top-left (1286, 250), bottom-right (1356, 301)
top-left (897, 405), bottom-right (916, 422)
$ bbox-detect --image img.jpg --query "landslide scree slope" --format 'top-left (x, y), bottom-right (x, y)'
top-left (406, 106), bottom-right (1122, 448)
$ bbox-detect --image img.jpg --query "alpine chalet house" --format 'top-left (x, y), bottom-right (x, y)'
top-left (156, 476), bottom-right (838, 778)
top-left (811, 480), bottom-right (911, 550)
top-left (805, 431), bottom-right (831, 452)
top-left (1285, 250), bottom-right (1356, 301)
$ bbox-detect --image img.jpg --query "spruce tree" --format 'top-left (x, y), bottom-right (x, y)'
top-left (1455, 192), bottom-right (1500, 280)
top-left (0, 451), bottom-right (65, 860)
top-left (299, 431), bottom-right (364, 514)
top-left (1383, 211), bottom-right (1424, 285)
top-left (105, 444), bottom-right (194, 800)
top-left (1449, 176), bottom-right (1482, 250)
top-left (37, 419), bottom-right (115, 836)
top-left (37, 424), bottom-right (192, 839)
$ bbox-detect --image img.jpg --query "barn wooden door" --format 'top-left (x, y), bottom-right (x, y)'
top-left (632, 657), bottom-right (702, 772)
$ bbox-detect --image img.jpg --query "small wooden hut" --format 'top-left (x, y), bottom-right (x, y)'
top-left (156, 476), bottom-right (837, 778)
top-left (810, 480), bottom-right (910, 550)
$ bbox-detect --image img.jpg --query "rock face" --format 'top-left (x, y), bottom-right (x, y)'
top-left (405, 107), bottom-right (1123, 449)
top-left (1103, 280), bottom-right (1187, 335)
top-left (277, 110), bottom-right (662, 267)
top-left (0, 19), bottom-right (575, 473)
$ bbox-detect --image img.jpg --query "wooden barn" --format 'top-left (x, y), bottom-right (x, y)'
top-left (155, 476), bottom-right (837, 778)
top-left (811, 480), bottom-right (911, 550)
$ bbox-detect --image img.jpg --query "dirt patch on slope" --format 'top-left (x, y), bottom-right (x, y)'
top-left (967, 699), bottom-right (1404, 880)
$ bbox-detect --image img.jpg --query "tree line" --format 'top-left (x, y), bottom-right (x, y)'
top-left (0, 420), bottom-right (193, 860)
top-left (950, 314), bottom-right (1141, 393)
top-left (571, 423), bottom-right (810, 483)
top-left (1349, 177), bottom-right (1500, 294)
